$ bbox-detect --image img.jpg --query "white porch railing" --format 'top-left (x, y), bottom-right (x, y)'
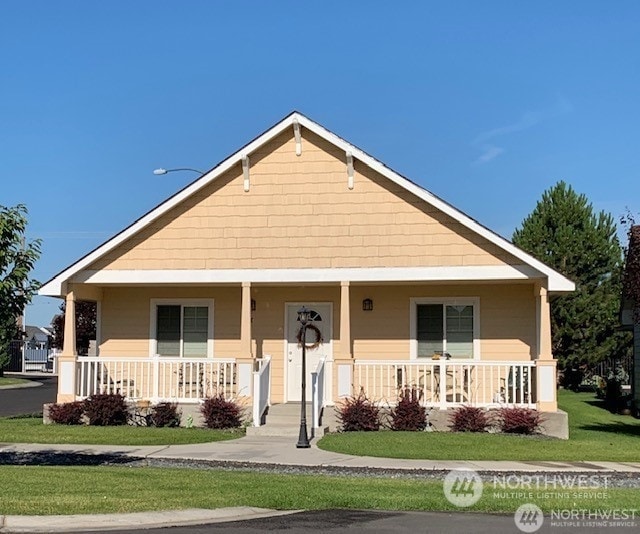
top-left (252, 355), bottom-right (272, 427)
top-left (354, 359), bottom-right (536, 409)
top-left (311, 356), bottom-right (326, 429)
top-left (76, 356), bottom-right (240, 402)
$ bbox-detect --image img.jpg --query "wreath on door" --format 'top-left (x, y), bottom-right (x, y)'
top-left (297, 324), bottom-right (323, 351)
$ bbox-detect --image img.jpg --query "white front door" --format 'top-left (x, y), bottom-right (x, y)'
top-left (286, 303), bottom-right (332, 402)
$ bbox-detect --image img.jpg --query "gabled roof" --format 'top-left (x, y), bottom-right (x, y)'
top-left (39, 111), bottom-right (575, 296)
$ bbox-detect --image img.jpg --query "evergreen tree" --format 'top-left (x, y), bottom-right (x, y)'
top-left (513, 181), bottom-right (629, 369)
top-left (0, 205), bottom-right (41, 375)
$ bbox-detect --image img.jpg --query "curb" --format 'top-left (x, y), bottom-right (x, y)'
top-left (0, 507), bottom-right (299, 532)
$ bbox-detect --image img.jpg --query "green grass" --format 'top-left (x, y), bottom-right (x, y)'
top-left (0, 465), bottom-right (637, 515)
top-left (318, 389), bottom-right (640, 461)
top-left (0, 377), bottom-right (32, 386)
top-left (0, 417), bottom-right (244, 446)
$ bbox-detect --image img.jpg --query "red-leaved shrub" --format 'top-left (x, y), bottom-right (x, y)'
top-left (48, 401), bottom-right (85, 425)
top-left (498, 407), bottom-right (542, 434)
top-left (150, 402), bottom-right (181, 428)
top-left (450, 405), bottom-right (490, 432)
top-left (337, 389), bottom-right (380, 432)
top-left (200, 394), bottom-right (242, 429)
top-left (83, 393), bottom-right (129, 426)
top-left (389, 387), bottom-right (427, 431)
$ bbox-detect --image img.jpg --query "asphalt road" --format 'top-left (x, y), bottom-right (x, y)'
top-left (99, 509), bottom-right (638, 534)
top-left (0, 374), bottom-right (57, 416)
top-left (94, 510), bottom-right (520, 534)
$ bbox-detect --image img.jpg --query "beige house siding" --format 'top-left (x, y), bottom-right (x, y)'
top-left (350, 284), bottom-right (535, 361)
top-left (99, 286), bottom-right (241, 357)
top-left (88, 129), bottom-right (519, 272)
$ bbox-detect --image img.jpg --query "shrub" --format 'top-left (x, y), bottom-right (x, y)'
top-left (200, 394), bottom-right (242, 429)
top-left (499, 407), bottom-right (542, 434)
top-left (389, 387), bottom-right (427, 431)
top-left (337, 389), bottom-right (380, 432)
top-left (605, 363), bottom-right (629, 413)
top-left (450, 405), bottom-right (490, 432)
top-left (150, 402), bottom-right (181, 428)
top-left (83, 393), bottom-right (129, 426)
top-left (48, 401), bottom-right (84, 425)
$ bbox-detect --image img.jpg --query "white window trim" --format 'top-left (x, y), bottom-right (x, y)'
top-left (149, 298), bottom-right (214, 358)
top-left (409, 297), bottom-right (480, 360)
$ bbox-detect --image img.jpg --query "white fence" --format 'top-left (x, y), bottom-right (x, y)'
top-left (354, 359), bottom-right (536, 409)
top-left (75, 357), bottom-right (240, 402)
top-left (252, 356), bottom-right (272, 426)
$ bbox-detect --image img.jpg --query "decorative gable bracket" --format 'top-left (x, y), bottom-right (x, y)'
top-left (242, 155), bottom-right (250, 192)
top-left (346, 151), bottom-right (354, 190)
top-left (293, 118), bottom-right (302, 156)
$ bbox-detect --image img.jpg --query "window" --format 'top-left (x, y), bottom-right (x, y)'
top-left (151, 300), bottom-right (213, 358)
top-left (411, 298), bottom-right (479, 359)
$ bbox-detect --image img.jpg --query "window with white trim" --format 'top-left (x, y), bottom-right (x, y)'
top-left (412, 298), bottom-right (479, 359)
top-left (151, 300), bottom-right (213, 358)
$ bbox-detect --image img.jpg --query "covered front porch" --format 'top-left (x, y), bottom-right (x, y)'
top-left (53, 274), bottom-right (559, 430)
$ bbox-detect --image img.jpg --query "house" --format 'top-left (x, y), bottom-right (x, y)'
top-left (621, 225), bottom-right (640, 414)
top-left (24, 325), bottom-right (52, 350)
top-left (39, 111), bottom-right (574, 430)
top-left (4, 325), bottom-right (53, 373)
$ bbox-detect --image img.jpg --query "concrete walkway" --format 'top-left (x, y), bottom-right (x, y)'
top-left (1, 436), bottom-right (639, 532)
top-left (3, 435), bottom-right (640, 473)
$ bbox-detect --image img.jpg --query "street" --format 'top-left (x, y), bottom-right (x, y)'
top-left (0, 374), bottom-right (57, 417)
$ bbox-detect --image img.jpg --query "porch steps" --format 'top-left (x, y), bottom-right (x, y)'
top-left (246, 402), bottom-right (333, 438)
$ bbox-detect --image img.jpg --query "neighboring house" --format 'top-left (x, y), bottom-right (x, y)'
top-left (621, 225), bottom-right (640, 413)
top-left (24, 325), bottom-right (52, 350)
top-left (39, 112), bottom-right (574, 428)
top-left (5, 325), bottom-right (53, 372)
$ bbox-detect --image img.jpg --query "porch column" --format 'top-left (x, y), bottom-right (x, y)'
top-left (536, 284), bottom-right (553, 360)
top-left (57, 289), bottom-right (78, 402)
top-left (340, 281), bottom-right (352, 359)
top-left (335, 281), bottom-right (354, 401)
top-left (240, 282), bottom-right (253, 359)
top-left (535, 283), bottom-right (557, 412)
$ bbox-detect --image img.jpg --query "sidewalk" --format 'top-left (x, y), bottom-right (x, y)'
top-left (3, 435), bottom-right (640, 473)
top-left (1, 436), bottom-right (639, 532)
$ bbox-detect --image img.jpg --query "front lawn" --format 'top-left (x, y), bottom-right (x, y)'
top-left (0, 377), bottom-right (32, 386)
top-left (0, 416), bottom-right (243, 446)
top-left (318, 389), bottom-right (640, 461)
top-left (0, 465), bottom-right (637, 515)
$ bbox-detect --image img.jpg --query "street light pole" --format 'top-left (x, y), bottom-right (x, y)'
top-left (296, 306), bottom-right (311, 449)
top-left (153, 167), bottom-right (204, 176)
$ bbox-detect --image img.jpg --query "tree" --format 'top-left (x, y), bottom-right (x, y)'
top-left (0, 205), bottom-right (41, 375)
top-left (513, 181), bottom-right (629, 369)
top-left (51, 301), bottom-right (97, 356)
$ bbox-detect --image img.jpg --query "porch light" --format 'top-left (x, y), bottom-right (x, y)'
top-left (153, 167), bottom-right (204, 175)
top-left (296, 305), bottom-right (311, 449)
top-left (251, 299), bottom-right (256, 312)
top-left (362, 298), bottom-right (373, 311)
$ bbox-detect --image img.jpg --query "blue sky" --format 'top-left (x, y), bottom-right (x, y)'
top-left (2, 1), bottom-right (639, 326)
